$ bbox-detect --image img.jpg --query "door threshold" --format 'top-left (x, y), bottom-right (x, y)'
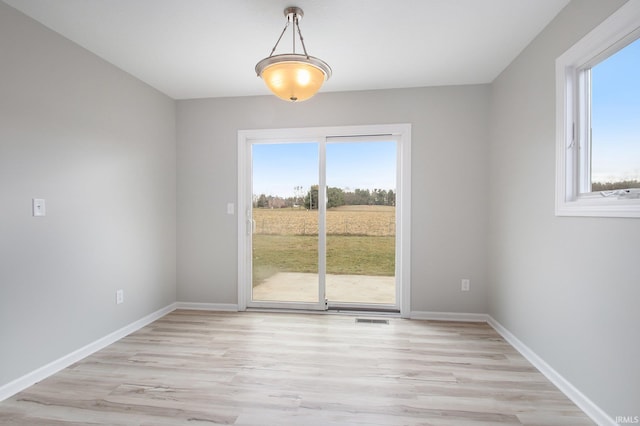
top-left (245, 306), bottom-right (401, 318)
top-left (329, 308), bottom-right (400, 317)
top-left (328, 304), bottom-right (400, 315)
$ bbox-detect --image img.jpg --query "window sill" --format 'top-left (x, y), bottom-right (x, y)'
top-left (556, 196), bottom-right (640, 218)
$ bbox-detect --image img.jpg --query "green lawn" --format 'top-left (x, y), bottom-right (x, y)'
top-left (252, 234), bottom-right (395, 286)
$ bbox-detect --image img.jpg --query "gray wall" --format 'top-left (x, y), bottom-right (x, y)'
top-left (0, 3), bottom-right (177, 386)
top-left (488, 0), bottom-right (638, 418)
top-left (4, 0), bottom-right (635, 419)
top-left (177, 87), bottom-right (490, 314)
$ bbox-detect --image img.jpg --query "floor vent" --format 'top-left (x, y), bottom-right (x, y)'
top-left (356, 318), bottom-right (390, 324)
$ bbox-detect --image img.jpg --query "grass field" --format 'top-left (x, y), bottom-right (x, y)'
top-left (252, 206), bottom-right (396, 285)
top-left (252, 205), bottom-right (395, 236)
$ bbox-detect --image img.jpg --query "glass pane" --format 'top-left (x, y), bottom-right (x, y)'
top-left (251, 143), bottom-right (319, 303)
top-left (590, 37), bottom-right (640, 192)
top-left (326, 141), bottom-right (396, 304)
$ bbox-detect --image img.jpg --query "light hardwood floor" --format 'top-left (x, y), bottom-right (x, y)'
top-left (0, 310), bottom-right (593, 425)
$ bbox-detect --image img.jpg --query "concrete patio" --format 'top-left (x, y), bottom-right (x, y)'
top-left (252, 272), bottom-right (396, 304)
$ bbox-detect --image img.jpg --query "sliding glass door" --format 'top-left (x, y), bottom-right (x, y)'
top-left (325, 139), bottom-right (397, 308)
top-left (238, 124), bottom-right (410, 315)
top-left (249, 142), bottom-right (326, 310)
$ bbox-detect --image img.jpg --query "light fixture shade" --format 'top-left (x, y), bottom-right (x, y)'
top-left (256, 54), bottom-right (331, 102)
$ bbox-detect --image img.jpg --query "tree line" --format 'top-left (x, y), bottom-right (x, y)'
top-left (254, 186), bottom-right (395, 209)
top-left (591, 180), bottom-right (640, 192)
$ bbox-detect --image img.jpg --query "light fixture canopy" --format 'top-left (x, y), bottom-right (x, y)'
top-left (255, 7), bottom-right (331, 102)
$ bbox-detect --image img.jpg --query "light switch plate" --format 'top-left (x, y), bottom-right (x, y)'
top-left (32, 198), bottom-right (46, 217)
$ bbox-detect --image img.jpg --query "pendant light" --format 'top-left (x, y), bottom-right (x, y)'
top-left (255, 7), bottom-right (332, 102)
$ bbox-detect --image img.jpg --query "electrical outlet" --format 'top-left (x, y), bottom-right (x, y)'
top-left (116, 289), bottom-right (124, 304)
top-left (461, 279), bottom-right (470, 292)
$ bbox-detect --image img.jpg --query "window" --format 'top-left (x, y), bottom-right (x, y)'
top-left (590, 38), bottom-right (640, 193)
top-left (556, 1), bottom-right (640, 217)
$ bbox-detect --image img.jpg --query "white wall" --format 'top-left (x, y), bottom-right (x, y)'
top-left (0, 3), bottom-right (176, 387)
top-left (488, 0), bottom-right (639, 418)
top-left (177, 86), bottom-right (490, 314)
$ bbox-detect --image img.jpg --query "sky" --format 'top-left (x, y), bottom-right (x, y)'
top-left (590, 36), bottom-right (640, 183)
top-left (252, 141), bottom-right (396, 198)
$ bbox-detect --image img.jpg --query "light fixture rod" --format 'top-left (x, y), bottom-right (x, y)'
top-left (295, 18), bottom-right (310, 58)
top-left (268, 20), bottom-right (290, 58)
top-left (266, 7), bottom-right (310, 59)
top-left (292, 15), bottom-right (296, 54)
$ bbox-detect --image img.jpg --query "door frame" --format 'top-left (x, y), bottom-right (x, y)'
top-left (237, 124), bottom-right (412, 318)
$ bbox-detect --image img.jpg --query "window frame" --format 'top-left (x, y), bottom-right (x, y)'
top-left (555, 0), bottom-right (640, 218)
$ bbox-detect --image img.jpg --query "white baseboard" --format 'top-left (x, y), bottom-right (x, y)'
top-left (175, 302), bottom-right (239, 312)
top-left (410, 310), bottom-right (489, 322)
top-left (0, 303), bottom-right (177, 402)
top-left (486, 316), bottom-right (615, 426)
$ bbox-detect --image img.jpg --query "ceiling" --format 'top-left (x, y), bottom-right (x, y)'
top-left (3, 0), bottom-right (570, 100)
